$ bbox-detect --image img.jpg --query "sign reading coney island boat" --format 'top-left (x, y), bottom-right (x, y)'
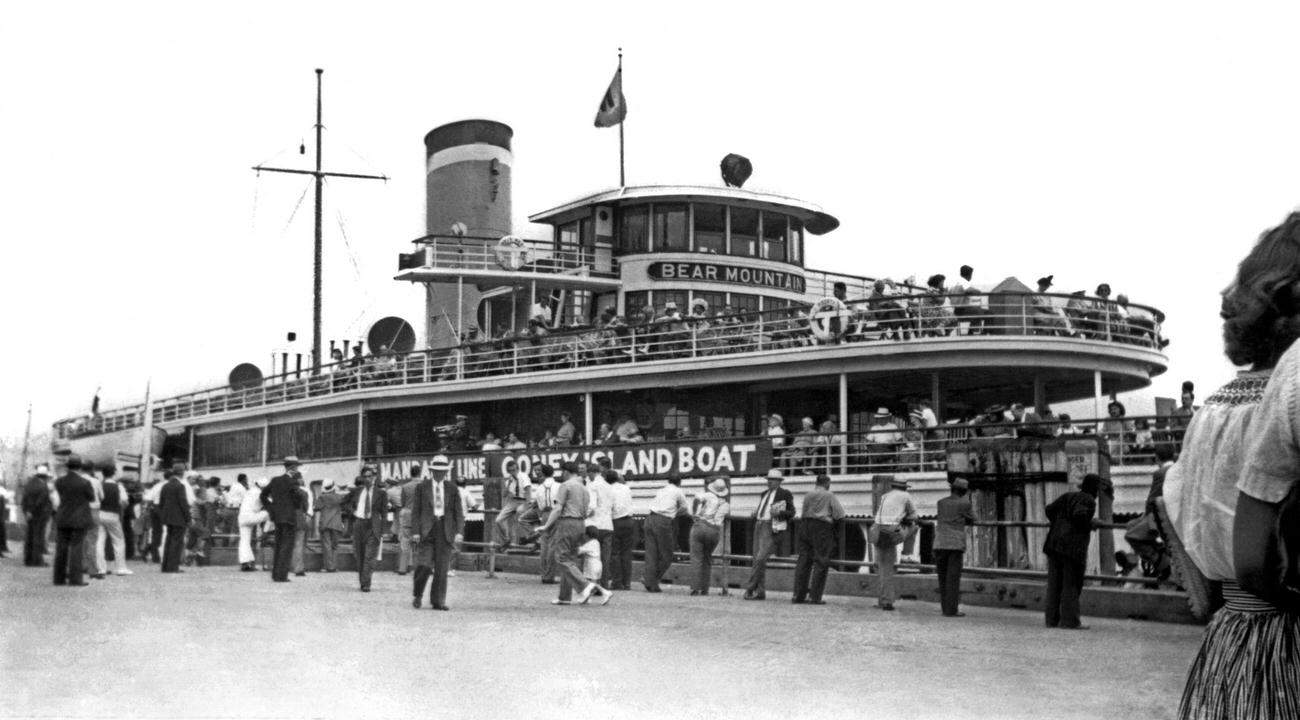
top-left (373, 438), bottom-right (773, 483)
top-left (647, 261), bottom-right (806, 293)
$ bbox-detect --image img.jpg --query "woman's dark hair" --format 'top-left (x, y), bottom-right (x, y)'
top-left (1222, 211), bottom-right (1300, 367)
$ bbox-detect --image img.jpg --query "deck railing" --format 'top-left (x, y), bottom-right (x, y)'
top-left (54, 291), bottom-right (1166, 435)
top-left (405, 234), bottom-right (619, 278)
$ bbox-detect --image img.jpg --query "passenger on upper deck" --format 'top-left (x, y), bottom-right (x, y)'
top-left (950, 265), bottom-right (992, 335)
top-left (555, 412), bottom-right (576, 446)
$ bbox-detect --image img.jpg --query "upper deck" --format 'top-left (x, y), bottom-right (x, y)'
top-left (55, 288), bottom-right (1167, 439)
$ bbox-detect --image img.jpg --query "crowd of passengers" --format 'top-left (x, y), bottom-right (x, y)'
top-left (314, 265), bottom-right (1168, 381)
top-left (381, 383), bottom-right (1200, 477)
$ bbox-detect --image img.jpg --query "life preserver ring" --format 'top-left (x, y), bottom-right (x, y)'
top-left (810, 296), bottom-right (849, 342)
top-left (495, 235), bottom-right (532, 271)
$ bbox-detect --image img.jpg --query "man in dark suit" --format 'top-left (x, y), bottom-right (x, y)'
top-left (411, 455), bottom-right (464, 610)
top-left (261, 456), bottom-right (304, 582)
top-left (1043, 473), bottom-right (1101, 629)
top-left (53, 454), bottom-right (96, 586)
top-left (344, 464), bottom-right (386, 592)
top-left (743, 469), bottom-right (796, 600)
top-left (158, 468), bottom-right (192, 573)
top-left (22, 465), bottom-right (54, 567)
top-left (933, 478), bottom-right (976, 617)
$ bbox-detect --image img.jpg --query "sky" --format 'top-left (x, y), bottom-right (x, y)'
top-left (2, 1), bottom-right (1298, 439)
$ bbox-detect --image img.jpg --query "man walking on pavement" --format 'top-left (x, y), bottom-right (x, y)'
top-left (538, 461), bottom-right (612, 606)
top-left (411, 455), bottom-right (464, 611)
top-left (346, 464), bottom-right (386, 592)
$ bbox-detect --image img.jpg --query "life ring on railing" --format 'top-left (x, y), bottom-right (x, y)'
top-left (809, 296), bottom-right (849, 342)
top-left (495, 235), bottom-right (532, 271)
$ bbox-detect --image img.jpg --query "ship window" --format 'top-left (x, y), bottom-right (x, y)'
top-left (580, 217), bottom-right (594, 248)
top-left (654, 290), bottom-right (688, 315)
top-left (663, 405), bottom-right (690, 439)
top-left (653, 203), bottom-right (688, 251)
top-left (762, 212), bottom-right (788, 262)
top-left (194, 427), bottom-right (264, 467)
top-left (693, 204), bottom-right (726, 254)
top-left (729, 293), bottom-right (759, 316)
top-left (790, 218), bottom-right (804, 264)
top-left (618, 206), bottom-right (648, 253)
top-left (692, 291), bottom-right (726, 317)
top-left (624, 291), bottom-right (649, 319)
top-left (729, 207), bottom-right (758, 257)
top-left (559, 221), bottom-right (579, 249)
top-left (268, 415), bottom-right (357, 461)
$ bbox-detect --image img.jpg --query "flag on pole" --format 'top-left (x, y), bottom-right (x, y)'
top-left (594, 68), bottom-right (627, 128)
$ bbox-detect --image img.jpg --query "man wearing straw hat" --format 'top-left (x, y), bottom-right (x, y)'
top-left (743, 468), bottom-right (795, 601)
top-left (871, 477), bottom-right (917, 611)
top-left (411, 455), bottom-right (464, 610)
top-left (315, 479), bottom-right (345, 573)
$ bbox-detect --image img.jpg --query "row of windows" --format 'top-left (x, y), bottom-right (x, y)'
top-left (193, 416), bottom-right (357, 468)
top-left (623, 290), bottom-right (803, 317)
top-left (268, 415), bottom-right (358, 461)
top-left (615, 204), bottom-right (804, 264)
top-left (194, 428), bottom-right (263, 468)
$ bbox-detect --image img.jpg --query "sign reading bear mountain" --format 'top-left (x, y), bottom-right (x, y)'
top-left (647, 261), bottom-right (806, 293)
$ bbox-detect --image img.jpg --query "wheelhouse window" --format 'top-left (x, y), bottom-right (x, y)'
top-left (653, 204), bottom-right (688, 251)
top-left (762, 212), bottom-right (788, 262)
top-left (729, 207), bottom-right (758, 257)
top-left (789, 218), bottom-right (804, 265)
top-left (618, 206), bottom-right (648, 253)
top-left (694, 204), bottom-right (726, 254)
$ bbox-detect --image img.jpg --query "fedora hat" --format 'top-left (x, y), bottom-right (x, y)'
top-left (707, 477), bottom-right (729, 495)
top-left (766, 468), bottom-right (784, 481)
top-left (873, 407), bottom-right (892, 418)
top-left (890, 477), bottom-right (910, 490)
top-left (429, 455), bottom-right (450, 471)
top-left (283, 455), bottom-right (301, 466)
top-left (322, 479), bottom-right (336, 491)
top-left (35, 464), bottom-right (51, 477)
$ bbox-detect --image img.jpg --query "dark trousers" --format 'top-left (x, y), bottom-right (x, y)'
top-left (122, 506), bottom-right (136, 559)
top-left (413, 525), bottom-right (453, 607)
top-left (934, 549), bottom-right (965, 615)
top-left (53, 527), bottom-right (87, 585)
top-left (271, 523), bottom-right (295, 580)
top-left (611, 517), bottom-right (636, 588)
top-left (25, 513), bottom-right (49, 565)
top-left (1045, 552), bottom-right (1085, 628)
top-left (793, 520), bottom-right (835, 602)
top-left (148, 509), bottom-right (164, 562)
top-left (353, 519), bottom-right (380, 589)
top-left (162, 524), bottom-right (186, 572)
top-left (642, 514), bottom-right (676, 590)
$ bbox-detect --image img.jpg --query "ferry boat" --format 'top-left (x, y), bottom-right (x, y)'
top-left (52, 113), bottom-right (1174, 597)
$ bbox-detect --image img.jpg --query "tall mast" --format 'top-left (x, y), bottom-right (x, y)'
top-left (254, 69), bottom-right (387, 375)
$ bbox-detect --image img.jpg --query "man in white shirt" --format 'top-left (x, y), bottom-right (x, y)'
top-left (534, 465), bottom-right (560, 583)
top-left (79, 462), bottom-right (104, 578)
top-left (585, 463), bottom-right (615, 588)
top-left (871, 478), bottom-right (917, 611)
top-left (607, 466), bottom-right (635, 590)
top-left (493, 459), bottom-right (530, 552)
top-left (642, 474), bottom-right (690, 592)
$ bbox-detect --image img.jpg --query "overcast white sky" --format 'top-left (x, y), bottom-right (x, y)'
top-left (2, 1), bottom-right (1295, 438)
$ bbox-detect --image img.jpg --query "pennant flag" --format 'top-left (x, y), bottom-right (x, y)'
top-left (594, 68), bottom-right (627, 128)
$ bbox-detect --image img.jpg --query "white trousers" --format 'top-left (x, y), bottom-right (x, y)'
top-left (238, 511), bottom-right (269, 564)
top-left (95, 511), bottom-right (128, 574)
